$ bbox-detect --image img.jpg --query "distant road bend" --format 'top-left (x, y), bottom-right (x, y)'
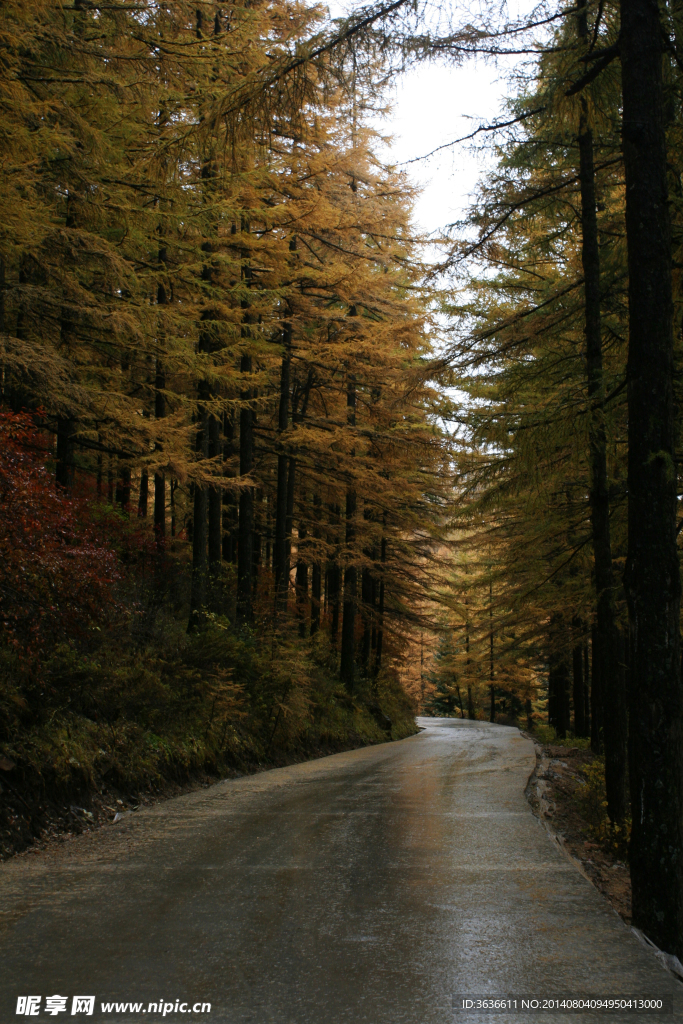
top-left (0, 719), bottom-right (680, 1023)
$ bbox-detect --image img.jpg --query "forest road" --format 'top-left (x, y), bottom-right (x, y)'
top-left (0, 718), bottom-right (680, 1024)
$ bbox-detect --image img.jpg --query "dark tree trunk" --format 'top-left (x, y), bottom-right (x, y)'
top-left (310, 493), bottom-right (322, 635)
top-left (361, 563), bottom-right (373, 672)
top-left (208, 414), bottom-right (222, 572)
top-left (265, 497), bottom-right (272, 569)
top-left (328, 504), bottom-right (341, 642)
top-left (340, 494), bottom-right (357, 690)
top-left (620, 0), bottom-right (683, 954)
top-left (15, 264), bottom-right (26, 341)
top-left (583, 641), bottom-right (591, 737)
top-left (285, 456), bottom-right (296, 571)
top-left (548, 659), bottom-right (557, 731)
top-left (274, 455), bottom-right (288, 608)
top-left (252, 508), bottom-right (261, 600)
top-left (154, 242), bottom-right (168, 551)
top-left (340, 375), bottom-right (357, 691)
top-left (329, 560), bottom-right (340, 642)
top-left (237, 354), bottom-right (254, 623)
top-left (55, 418), bottom-right (74, 489)
top-left (170, 479), bottom-right (177, 538)
top-left (371, 578), bottom-right (378, 654)
top-left (465, 604), bottom-right (474, 719)
top-left (548, 632), bottom-right (571, 739)
top-left (577, 11), bottom-right (626, 818)
top-left (222, 412), bottom-right (237, 564)
top-left (189, 484), bottom-right (208, 629)
top-left (116, 464), bottom-right (131, 511)
top-left (188, 402), bottom-right (209, 632)
top-left (311, 563), bottom-right (322, 635)
top-left (374, 529), bottom-right (386, 677)
top-left (295, 524), bottom-right (308, 638)
top-left (572, 633), bottom-right (586, 738)
top-left (154, 359), bottom-right (166, 550)
top-left (590, 622), bottom-right (603, 754)
top-left (274, 327), bottom-right (291, 613)
top-left (208, 413), bottom-right (222, 612)
top-left (489, 578), bottom-right (495, 722)
top-left (0, 254), bottom-right (4, 400)
top-left (0, 253), bottom-right (4, 338)
top-left (137, 471), bottom-right (148, 517)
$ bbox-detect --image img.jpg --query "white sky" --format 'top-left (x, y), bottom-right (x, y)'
top-left (325, 0), bottom-right (539, 238)
top-left (374, 59), bottom-right (510, 236)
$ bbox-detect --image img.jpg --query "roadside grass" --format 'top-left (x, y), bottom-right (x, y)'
top-left (0, 615), bottom-right (417, 859)
top-left (532, 723), bottom-right (591, 749)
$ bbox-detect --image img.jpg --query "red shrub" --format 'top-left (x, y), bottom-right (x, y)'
top-left (0, 411), bottom-right (121, 661)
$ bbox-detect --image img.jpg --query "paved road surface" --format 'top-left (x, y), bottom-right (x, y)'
top-left (0, 719), bottom-right (680, 1023)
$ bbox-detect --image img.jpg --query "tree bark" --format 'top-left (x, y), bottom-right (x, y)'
top-left (0, 254), bottom-right (4, 400)
top-left (572, 628), bottom-right (586, 738)
top-left (55, 418), bottom-right (74, 489)
top-left (590, 622), bottom-right (603, 754)
top-left (549, 652), bottom-right (570, 739)
top-left (489, 577), bottom-right (495, 723)
top-left (361, 563), bottom-right (373, 672)
top-left (620, 0), bottom-right (683, 954)
top-left (577, 6), bottom-right (625, 818)
top-left (374, 527), bottom-right (386, 677)
top-left (208, 412), bottom-right (222, 612)
top-left (340, 375), bottom-right (357, 691)
top-left (154, 365), bottom-right (166, 549)
top-left (116, 464), bottom-right (131, 511)
top-left (137, 471), bottom-right (148, 517)
top-left (548, 621), bottom-right (571, 739)
top-left (237, 353), bottom-right (254, 623)
top-left (0, 253), bottom-right (4, 338)
top-left (274, 326), bottom-right (291, 613)
top-left (208, 414), bottom-right (222, 572)
top-left (222, 412), bottom-right (237, 565)
top-left (328, 556), bottom-right (341, 642)
top-left (311, 492), bottom-right (322, 635)
top-left (340, 529), bottom-right (357, 689)
top-left (583, 641), bottom-right (591, 737)
top-left (465, 601), bottom-right (475, 719)
top-left (295, 523), bottom-right (308, 638)
top-left (188, 401), bottom-right (209, 632)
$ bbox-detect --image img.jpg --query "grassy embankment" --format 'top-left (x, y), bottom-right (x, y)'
top-left (0, 419), bottom-right (417, 857)
top-left (0, 612), bottom-right (417, 857)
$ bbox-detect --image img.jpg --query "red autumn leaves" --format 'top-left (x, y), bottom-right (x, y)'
top-left (0, 411), bottom-right (120, 661)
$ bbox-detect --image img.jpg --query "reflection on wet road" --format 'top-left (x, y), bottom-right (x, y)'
top-left (0, 719), bottom-right (679, 1022)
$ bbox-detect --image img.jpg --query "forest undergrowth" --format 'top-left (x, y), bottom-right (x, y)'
top-left (0, 414), bottom-right (417, 860)
top-left (527, 732), bottom-right (632, 922)
top-left (1, 597), bottom-right (417, 861)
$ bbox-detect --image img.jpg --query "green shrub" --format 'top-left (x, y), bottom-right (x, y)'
top-left (574, 756), bottom-right (631, 858)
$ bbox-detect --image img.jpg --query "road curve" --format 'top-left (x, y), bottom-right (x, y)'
top-left (0, 719), bottom-right (679, 1023)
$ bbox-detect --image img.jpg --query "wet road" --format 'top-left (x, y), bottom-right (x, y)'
top-left (0, 719), bottom-right (680, 1023)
